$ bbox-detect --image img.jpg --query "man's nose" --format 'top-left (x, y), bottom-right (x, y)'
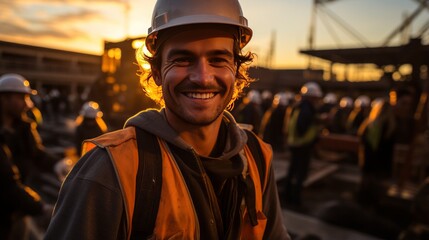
top-left (189, 60), bottom-right (214, 84)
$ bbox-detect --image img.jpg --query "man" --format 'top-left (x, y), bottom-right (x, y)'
top-left (0, 74), bottom-right (70, 189)
top-left (284, 82), bottom-right (323, 206)
top-left (45, 0), bottom-right (290, 239)
top-left (74, 101), bottom-right (108, 155)
top-left (0, 137), bottom-right (52, 240)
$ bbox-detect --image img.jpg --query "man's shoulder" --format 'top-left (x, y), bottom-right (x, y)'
top-left (85, 127), bottom-right (136, 148)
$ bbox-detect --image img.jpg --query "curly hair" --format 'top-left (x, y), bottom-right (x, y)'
top-left (135, 37), bottom-right (255, 110)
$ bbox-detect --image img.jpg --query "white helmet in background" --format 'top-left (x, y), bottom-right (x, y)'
top-left (262, 90), bottom-right (273, 100)
top-left (145, 0), bottom-right (252, 54)
top-left (339, 96), bottom-right (353, 108)
top-left (0, 73), bottom-right (35, 94)
top-left (273, 92), bottom-right (289, 106)
top-left (371, 97), bottom-right (386, 108)
top-left (247, 90), bottom-right (261, 104)
top-left (284, 91), bottom-right (295, 103)
top-left (323, 92), bottom-right (338, 104)
top-left (300, 82), bottom-right (322, 98)
top-left (354, 95), bottom-right (371, 108)
top-left (80, 101), bottom-right (103, 118)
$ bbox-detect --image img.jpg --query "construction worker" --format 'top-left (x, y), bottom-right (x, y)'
top-left (320, 92), bottom-right (338, 115)
top-left (329, 96), bottom-right (354, 134)
top-left (45, 0), bottom-right (290, 239)
top-left (232, 89), bottom-right (264, 133)
top-left (357, 98), bottom-right (396, 207)
top-left (259, 91), bottom-right (292, 152)
top-left (74, 101), bottom-right (108, 155)
top-left (0, 136), bottom-right (53, 240)
top-left (0, 73), bottom-right (72, 187)
top-left (346, 95), bottom-right (371, 135)
top-left (261, 89), bottom-right (274, 113)
top-left (283, 82), bottom-right (323, 206)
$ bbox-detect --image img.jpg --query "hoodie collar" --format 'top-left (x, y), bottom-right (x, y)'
top-left (124, 108), bottom-right (248, 160)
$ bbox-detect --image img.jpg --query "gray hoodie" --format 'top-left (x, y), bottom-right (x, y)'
top-left (124, 108), bottom-right (248, 160)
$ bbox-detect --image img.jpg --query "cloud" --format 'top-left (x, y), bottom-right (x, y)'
top-left (0, 2), bottom-right (116, 40)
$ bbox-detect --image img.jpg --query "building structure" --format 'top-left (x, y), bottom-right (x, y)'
top-left (0, 40), bottom-right (101, 113)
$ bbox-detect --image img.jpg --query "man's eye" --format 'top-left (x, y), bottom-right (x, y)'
top-left (210, 57), bottom-right (230, 65)
top-left (173, 57), bottom-right (192, 64)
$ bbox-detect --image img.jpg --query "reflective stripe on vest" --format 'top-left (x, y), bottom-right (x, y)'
top-left (287, 108), bottom-right (319, 147)
top-left (82, 126), bottom-right (271, 240)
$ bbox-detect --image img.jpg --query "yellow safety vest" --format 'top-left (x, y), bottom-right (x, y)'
top-left (287, 108), bottom-right (319, 147)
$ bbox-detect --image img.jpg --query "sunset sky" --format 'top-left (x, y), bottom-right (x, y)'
top-left (1, 0), bottom-right (428, 70)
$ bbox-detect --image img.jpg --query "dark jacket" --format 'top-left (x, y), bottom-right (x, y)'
top-left (0, 143), bottom-right (44, 239)
top-left (0, 118), bottom-right (58, 183)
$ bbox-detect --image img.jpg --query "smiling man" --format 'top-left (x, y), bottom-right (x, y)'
top-left (45, 0), bottom-right (290, 239)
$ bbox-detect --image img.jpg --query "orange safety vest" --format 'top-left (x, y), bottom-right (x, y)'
top-left (82, 127), bottom-right (272, 240)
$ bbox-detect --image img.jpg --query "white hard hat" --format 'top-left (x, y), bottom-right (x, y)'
top-left (323, 92), bottom-right (338, 104)
top-left (371, 97), bottom-right (386, 108)
top-left (145, 0), bottom-right (252, 54)
top-left (247, 90), bottom-right (261, 104)
top-left (80, 101), bottom-right (103, 118)
top-left (284, 91), bottom-right (295, 102)
top-left (274, 92), bottom-right (289, 106)
top-left (261, 90), bottom-right (273, 100)
top-left (300, 82), bottom-right (322, 98)
top-left (354, 95), bottom-right (371, 108)
top-left (339, 96), bottom-right (353, 108)
top-left (0, 73), bottom-right (35, 94)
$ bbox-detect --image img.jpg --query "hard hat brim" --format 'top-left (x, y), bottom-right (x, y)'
top-left (146, 15), bottom-right (252, 54)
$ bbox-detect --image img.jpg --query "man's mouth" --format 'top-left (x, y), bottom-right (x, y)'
top-left (185, 92), bottom-right (216, 99)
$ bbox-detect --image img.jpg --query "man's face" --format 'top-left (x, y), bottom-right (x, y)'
top-left (1, 93), bottom-right (29, 119)
top-left (156, 27), bottom-right (236, 127)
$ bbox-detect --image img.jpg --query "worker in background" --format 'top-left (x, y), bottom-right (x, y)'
top-left (261, 89), bottom-right (274, 114)
top-left (393, 88), bottom-right (416, 145)
top-left (320, 92), bottom-right (338, 115)
top-left (319, 92), bottom-right (338, 132)
top-left (283, 82), bottom-right (323, 206)
top-left (26, 96), bottom-right (44, 127)
top-left (357, 97), bottom-right (396, 207)
top-left (346, 95), bottom-right (371, 135)
top-left (232, 89), bottom-right (263, 133)
top-left (329, 96), bottom-right (354, 134)
top-left (0, 137), bottom-right (53, 240)
top-left (74, 101), bottom-right (108, 155)
top-left (259, 91), bottom-right (293, 152)
top-left (0, 73), bottom-right (73, 195)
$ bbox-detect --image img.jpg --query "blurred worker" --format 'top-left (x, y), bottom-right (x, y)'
top-left (0, 137), bottom-right (52, 240)
top-left (320, 92), bottom-right (338, 115)
top-left (45, 0), bottom-right (290, 239)
top-left (346, 95), bottom-right (371, 135)
top-left (0, 73), bottom-right (72, 191)
top-left (284, 82), bottom-right (323, 205)
top-left (319, 92), bottom-right (339, 132)
top-left (259, 91), bottom-right (292, 152)
top-left (393, 88), bottom-right (416, 145)
top-left (261, 90), bottom-right (274, 113)
top-left (25, 94), bottom-right (44, 127)
top-left (357, 98), bottom-right (396, 207)
top-left (48, 88), bottom-right (61, 123)
top-left (232, 89), bottom-right (263, 133)
top-left (329, 96), bottom-right (354, 134)
top-left (74, 101), bottom-right (108, 155)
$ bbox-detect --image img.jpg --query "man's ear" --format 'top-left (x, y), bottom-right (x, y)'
top-left (152, 68), bottom-right (162, 86)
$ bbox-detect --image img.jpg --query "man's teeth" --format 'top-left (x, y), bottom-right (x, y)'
top-left (186, 92), bottom-right (215, 99)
